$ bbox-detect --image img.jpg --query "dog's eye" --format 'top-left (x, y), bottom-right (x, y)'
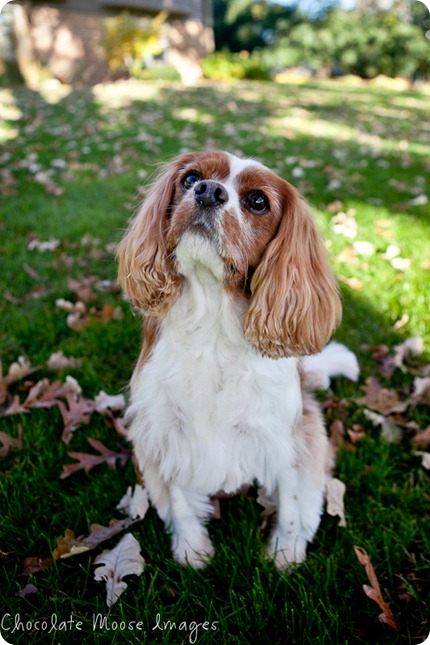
top-left (181, 172), bottom-right (201, 191)
top-left (244, 190), bottom-right (269, 214)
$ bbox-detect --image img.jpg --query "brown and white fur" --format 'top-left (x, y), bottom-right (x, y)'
top-left (117, 151), bottom-right (354, 569)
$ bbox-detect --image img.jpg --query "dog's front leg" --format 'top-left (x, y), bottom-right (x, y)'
top-left (268, 468), bottom-right (325, 571)
top-left (167, 486), bottom-right (215, 569)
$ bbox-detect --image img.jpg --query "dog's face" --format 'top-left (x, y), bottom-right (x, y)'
top-left (165, 151), bottom-right (291, 285)
top-left (117, 151), bottom-right (341, 358)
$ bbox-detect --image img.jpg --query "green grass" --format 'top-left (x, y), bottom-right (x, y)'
top-left (1, 77), bottom-right (429, 644)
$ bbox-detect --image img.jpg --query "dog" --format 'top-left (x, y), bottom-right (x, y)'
top-left (117, 151), bottom-right (355, 569)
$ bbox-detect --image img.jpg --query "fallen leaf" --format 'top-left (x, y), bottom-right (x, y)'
top-left (116, 485), bottom-right (149, 520)
top-left (68, 276), bottom-right (98, 304)
top-left (409, 194), bottom-right (428, 206)
top-left (363, 409), bottom-right (402, 444)
top-left (104, 409), bottom-right (129, 439)
top-left (358, 376), bottom-right (409, 415)
top-left (15, 583), bottom-right (38, 597)
top-left (60, 438), bottom-right (131, 478)
top-left (0, 425), bottom-right (23, 459)
top-left (392, 313), bottom-right (409, 330)
top-left (2, 395), bottom-right (29, 417)
top-left (47, 351), bottom-right (82, 372)
top-left (354, 546), bottom-right (399, 632)
top-left (415, 451), bottom-right (430, 470)
top-left (28, 238), bottom-right (61, 252)
top-left (23, 379), bottom-right (65, 409)
top-left (94, 391), bottom-right (126, 415)
top-left (66, 312), bottom-right (90, 330)
top-left (390, 257), bottom-right (411, 271)
top-left (22, 263), bottom-right (40, 280)
top-left (4, 356), bottom-right (37, 386)
top-left (412, 426), bottom-right (430, 447)
top-left (21, 555), bottom-right (53, 576)
top-left (353, 241), bottom-right (376, 256)
top-left (411, 377), bottom-right (430, 406)
top-left (94, 533), bottom-right (145, 607)
top-left (347, 424), bottom-right (366, 443)
top-left (57, 391), bottom-right (95, 444)
top-left (330, 209), bottom-right (357, 239)
top-left (53, 518), bottom-right (139, 560)
top-left (382, 245), bottom-right (401, 260)
top-left (55, 298), bottom-right (86, 314)
top-left (325, 477), bottom-right (347, 527)
top-left (338, 275), bottom-right (364, 290)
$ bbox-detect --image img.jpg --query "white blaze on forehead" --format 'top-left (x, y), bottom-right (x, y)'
top-left (226, 153), bottom-right (266, 179)
top-left (222, 153), bottom-right (266, 225)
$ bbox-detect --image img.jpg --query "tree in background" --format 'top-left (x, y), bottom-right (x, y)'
top-left (213, 0), bottom-right (296, 52)
top-left (211, 0), bottom-right (430, 79)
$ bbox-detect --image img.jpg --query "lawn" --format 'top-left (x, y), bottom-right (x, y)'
top-left (0, 76), bottom-right (429, 645)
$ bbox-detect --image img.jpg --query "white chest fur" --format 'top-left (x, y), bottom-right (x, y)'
top-left (127, 237), bottom-right (302, 496)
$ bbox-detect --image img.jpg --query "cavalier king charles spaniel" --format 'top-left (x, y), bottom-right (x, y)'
top-left (117, 151), bottom-right (357, 570)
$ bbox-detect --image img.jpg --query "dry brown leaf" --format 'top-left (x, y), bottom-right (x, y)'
top-left (15, 583), bottom-right (38, 597)
top-left (325, 477), bottom-right (347, 527)
top-left (0, 425), bottom-right (23, 459)
top-left (347, 425), bottom-right (366, 443)
top-left (2, 395), bottom-right (30, 417)
top-left (415, 451), bottom-right (430, 470)
top-left (47, 351), bottom-right (82, 372)
top-left (94, 533), bottom-right (145, 608)
top-left (55, 298), bottom-right (86, 314)
top-left (116, 485), bottom-right (149, 520)
top-left (363, 409), bottom-right (402, 444)
top-left (22, 379), bottom-right (66, 409)
top-left (412, 377), bottom-right (430, 406)
top-left (94, 391), bottom-right (126, 415)
top-left (358, 376), bottom-right (409, 415)
top-left (57, 391), bottom-right (95, 444)
top-left (53, 518), bottom-right (138, 560)
top-left (22, 263), bottom-right (40, 281)
top-left (330, 209), bottom-right (357, 238)
top-left (60, 438), bottom-right (131, 478)
top-left (4, 356), bottom-right (37, 386)
top-left (68, 276), bottom-right (98, 304)
top-left (21, 555), bottom-right (53, 577)
top-left (104, 409), bottom-right (129, 439)
top-left (412, 426), bottom-right (430, 447)
top-left (354, 546), bottom-right (399, 632)
top-left (338, 275), bottom-right (364, 290)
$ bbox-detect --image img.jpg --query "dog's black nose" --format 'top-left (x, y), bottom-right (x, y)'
top-left (194, 181), bottom-right (228, 208)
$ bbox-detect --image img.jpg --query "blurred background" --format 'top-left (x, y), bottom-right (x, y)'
top-left (1, 0), bottom-right (429, 87)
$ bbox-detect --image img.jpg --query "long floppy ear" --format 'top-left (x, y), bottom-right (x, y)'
top-left (116, 161), bottom-right (183, 316)
top-left (244, 185), bottom-right (342, 359)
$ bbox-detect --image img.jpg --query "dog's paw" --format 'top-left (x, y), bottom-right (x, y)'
top-left (172, 532), bottom-right (215, 569)
top-left (267, 533), bottom-right (307, 571)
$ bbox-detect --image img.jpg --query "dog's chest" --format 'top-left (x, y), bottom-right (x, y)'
top-left (129, 278), bottom-right (301, 493)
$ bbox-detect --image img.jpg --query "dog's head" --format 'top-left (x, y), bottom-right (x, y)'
top-left (117, 151), bottom-right (341, 358)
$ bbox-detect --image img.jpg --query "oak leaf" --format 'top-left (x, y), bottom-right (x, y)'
top-left (57, 391), bottom-right (95, 444)
top-left (53, 518), bottom-right (138, 560)
top-left (325, 477), bottom-right (347, 527)
top-left (94, 533), bottom-right (145, 607)
top-left (116, 485), bottom-right (149, 520)
top-left (0, 425), bottom-right (23, 459)
top-left (60, 438), bottom-right (131, 478)
top-left (354, 546), bottom-right (399, 632)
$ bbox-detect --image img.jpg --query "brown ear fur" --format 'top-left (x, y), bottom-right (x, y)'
top-left (116, 161), bottom-right (183, 316)
top-left (244, 185), bottom-right (342, 358)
